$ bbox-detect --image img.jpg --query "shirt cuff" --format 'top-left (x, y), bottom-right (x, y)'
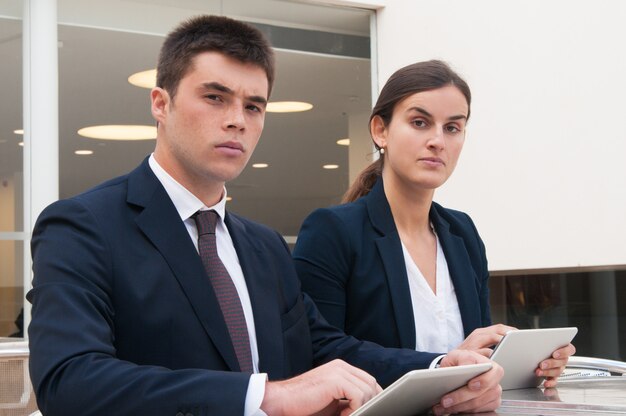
top-left (429, 354), bottom-right (447, 369)
top-left (245, 373), bottom-right (268, 416)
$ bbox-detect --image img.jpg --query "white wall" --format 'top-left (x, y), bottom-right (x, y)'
top-left (374, 0), bottom-right (626, 271)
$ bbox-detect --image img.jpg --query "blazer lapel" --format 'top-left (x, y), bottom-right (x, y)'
top-left (127, 160), bottom-right (240, 372)
top-left (226, 213), bottom-right (284, 379)
top-left (366, 179), bottom-right (417, 349)
top-left (430, 206), bottom-right (482, 337)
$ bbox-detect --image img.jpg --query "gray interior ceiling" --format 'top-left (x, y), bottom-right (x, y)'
top-left (0, 1), bottom-right (372, 236)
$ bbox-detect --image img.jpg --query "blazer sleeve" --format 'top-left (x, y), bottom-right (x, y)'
top-left (293, 208), bottom-right (353, 330)
top-left (28, 199), bottom-right (251, 416)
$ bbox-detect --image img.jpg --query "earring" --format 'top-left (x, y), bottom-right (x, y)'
top-left (379, 147), bottom-right (385, 155)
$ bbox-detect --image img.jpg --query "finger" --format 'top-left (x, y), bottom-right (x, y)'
top-left (437, 384), bottom-right (502, 415)
top-left (537, 358), bottom-right (568, 377)
top-left (328, 365), bottom-right (379, 409)
top-left (477, 347), bottom-right (493, 358)
top-left (553, 343), bottom-right (576, 359)
top-left (543, 376), bottom-right (559, 388)
top-left (334, 360), bottom-right (380, 391)
top-left (438, 368), bottom-right (502, 413)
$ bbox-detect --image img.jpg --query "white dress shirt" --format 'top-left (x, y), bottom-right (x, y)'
top-left (149, 155), bottom-right (267, 416)
top-left (401, 232), bottom-right (465, 354)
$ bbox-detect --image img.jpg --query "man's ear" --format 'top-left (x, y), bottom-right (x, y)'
top-left (370, 115), bottom-right (388, 149)
top-left (151, 87), bottom-right (170, 124)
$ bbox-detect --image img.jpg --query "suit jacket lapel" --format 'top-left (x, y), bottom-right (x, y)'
top-left (366, 179), bottom-right (417, 349)
top-left (430, 205), bottom-right (482, 337)
top-left (127, 159), bottom-right (241, 372)
top-left (226, 213), bottom-right (284, 379)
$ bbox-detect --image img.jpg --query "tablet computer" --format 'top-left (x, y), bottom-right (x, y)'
top-left (490, 327), bottom-right (577, 390)
top-left (352, 362), bottom-right (492, 416)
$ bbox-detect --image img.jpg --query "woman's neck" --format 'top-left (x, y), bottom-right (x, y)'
top-left (382, 168), bottom-right (434, 235)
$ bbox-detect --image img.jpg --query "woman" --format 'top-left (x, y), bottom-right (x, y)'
top-left (293, 60), bottom-right (573, 387)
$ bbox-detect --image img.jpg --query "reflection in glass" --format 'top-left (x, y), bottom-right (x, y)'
top-left (0, 16), bottom-right (24, 233)
top-left (491, 270), bottom-right (625, 361)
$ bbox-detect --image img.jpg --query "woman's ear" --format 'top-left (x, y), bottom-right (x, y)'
top-left (150, 87), bottom-right (170, 125)
top-left (370, 115), bottom-right (388, 150)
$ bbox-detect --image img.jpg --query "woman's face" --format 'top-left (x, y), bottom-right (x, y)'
top-left (372, 85), bottom-right (469, 192)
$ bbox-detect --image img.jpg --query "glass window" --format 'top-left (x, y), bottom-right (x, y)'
top-left (0, 12), bottom-right (23, 233)
top-left (490, 270), bottom-right (626, 361)
top-left (56, 0), bottom-right (373, 240)
top-left (0, 3), bottom-right (24, 338)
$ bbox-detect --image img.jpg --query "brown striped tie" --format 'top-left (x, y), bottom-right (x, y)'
top-left (193, 210), bottom-right (253, 373)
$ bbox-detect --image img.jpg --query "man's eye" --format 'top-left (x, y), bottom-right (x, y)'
top-left (205, 94), bottom-right (222, 101)
top-left (246, 104), bottom-right (261, 113)
top-left (446, 125), bottom-right (461, 133)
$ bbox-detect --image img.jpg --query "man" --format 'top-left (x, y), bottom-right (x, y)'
top-left (28, 15), bottom-right (502, 416)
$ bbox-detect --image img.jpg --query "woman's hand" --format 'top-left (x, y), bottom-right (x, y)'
top-left (536, 343), bottom-right (576, 388)
top-left (456, 324), bottom-right (517, 357)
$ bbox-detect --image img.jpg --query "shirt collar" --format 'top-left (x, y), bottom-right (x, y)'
top-left (148, 153), bottom-right (227, 222)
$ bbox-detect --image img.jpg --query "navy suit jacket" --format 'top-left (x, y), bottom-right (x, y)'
top-left (28, 159), bottom-right (439, 416)
top-left (293, 178), bottom-right (492, 351)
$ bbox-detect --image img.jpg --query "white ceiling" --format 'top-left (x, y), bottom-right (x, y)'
top-left (0, 1), bottom-right (373, 236)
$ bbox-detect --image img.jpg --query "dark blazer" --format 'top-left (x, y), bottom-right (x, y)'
top-left (28, 159), bottom-right (439, 416)
top-left (293, 178), bottom-right (492, 352)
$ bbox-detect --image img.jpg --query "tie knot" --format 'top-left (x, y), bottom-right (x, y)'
top-left (193, 210), bottom-right (219, 236)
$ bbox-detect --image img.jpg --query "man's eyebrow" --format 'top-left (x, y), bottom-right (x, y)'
top-left (201, 82), bottom-right (267, 106)
top-left (202, 82), bottom-right (232, 94)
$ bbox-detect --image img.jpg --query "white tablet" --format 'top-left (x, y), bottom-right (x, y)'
top-left (352, 362), bottom-right (493, 416)
top-left (490, 327), bottom-right (578, 390)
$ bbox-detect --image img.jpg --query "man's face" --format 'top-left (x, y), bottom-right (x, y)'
top-left (151, 51), bottom-right (268, 203)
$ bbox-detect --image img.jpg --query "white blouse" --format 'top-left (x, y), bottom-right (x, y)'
top-left (400, 234), bottom-right (465, 353)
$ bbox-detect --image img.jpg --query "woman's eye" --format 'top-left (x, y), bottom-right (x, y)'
top-left (446, 125), bottom-right (461, 133)
top-left (412, 119), bottom-right (426, 127)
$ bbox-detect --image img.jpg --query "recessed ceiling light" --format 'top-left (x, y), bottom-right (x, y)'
top-left (336, 138), bottom-right (350, 146)
top-left (226, 196), bottom-right (233, 202)
top-left (14, 129), bottom-right (24, 135)
top-left (18, 141), bottom-right (24, 147)
top-left (323, 164), bottom-right (339, 169)
top-left (78, 125), bottom-right (156, 140)
top-left (252, 163), bottom-right (269, 168)
top-left (128, 69), bottom-right (157, 89)
top-left (266, 101), bottom-right (313, 113)
top-left (75, 150), bottom-right (94, 155)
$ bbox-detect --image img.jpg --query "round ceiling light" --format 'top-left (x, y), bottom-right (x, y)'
top-left (266, 101), bottom-right (313, 113)
top-left (78, 125), bottom-right (156, 140)
top-left (128, 69), bottom-right (157, 89)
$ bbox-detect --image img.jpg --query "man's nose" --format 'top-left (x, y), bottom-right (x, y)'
top-left (225, 105), bottom-right (246, 130)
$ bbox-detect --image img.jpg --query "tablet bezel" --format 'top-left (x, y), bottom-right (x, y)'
top-left (490, 327), bottom-right (578, 390)
top-left (352, 362), bottom-right (493, 416)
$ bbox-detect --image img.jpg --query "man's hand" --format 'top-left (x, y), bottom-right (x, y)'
top-left (536, 343), bottom-right (576, 388)
top-left (456, 324), bottom-right (517, 357)
top-left (260, 359), bottom-right (382, 416)
top-left (432, 349), bottom-right (503, 415)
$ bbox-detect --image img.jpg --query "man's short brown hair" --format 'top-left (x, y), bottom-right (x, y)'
top-left (157, 15), bottom-right (275, 100)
